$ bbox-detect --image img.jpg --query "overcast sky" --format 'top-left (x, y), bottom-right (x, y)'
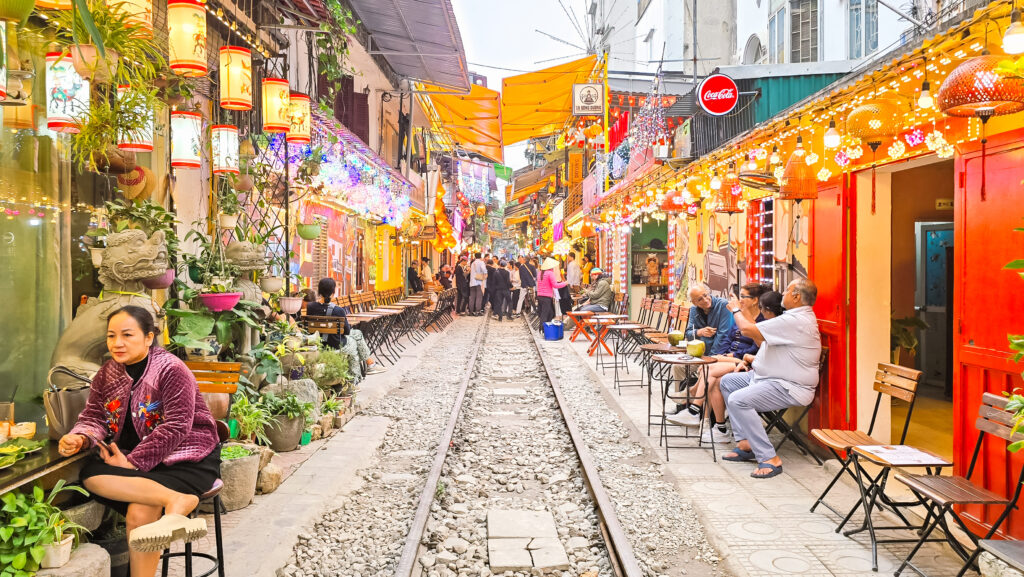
top-left (450, 0), bottom-right (589, 171)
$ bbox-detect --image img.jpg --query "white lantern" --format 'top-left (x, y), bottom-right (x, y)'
top-left (286, 92), bottom-right (311, 144)
top-left (219, 46), bottom-right (252, 110)
top-left (116, 85), bottom-right (154, 152)
top-left (168, 0), bottom-right (207, 77)
top-left (46, 52), bottom-right (89, 133)
top-left (171, 110), bottom-right (202, 169)
top-left (117, 0), bottom-right (153, 33)
top-left (261, 78), bottom-right (290, 132)
top-left (211, 125), bottom-right (239, 174)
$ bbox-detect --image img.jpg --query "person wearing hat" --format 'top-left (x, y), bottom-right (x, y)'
top-left (577, 267), bottom-right (613, 312)
top-left (536, 257), bottom-right (568, 326)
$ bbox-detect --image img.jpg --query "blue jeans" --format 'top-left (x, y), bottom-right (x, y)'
top-left (578, 303), bottom-right (608, 312)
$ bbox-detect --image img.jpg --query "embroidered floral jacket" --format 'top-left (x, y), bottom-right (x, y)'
top-left (69, 346), bottom-right (219, 471)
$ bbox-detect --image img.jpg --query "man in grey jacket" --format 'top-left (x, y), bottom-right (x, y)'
top-left (577, 268), bottom-right (613, 312)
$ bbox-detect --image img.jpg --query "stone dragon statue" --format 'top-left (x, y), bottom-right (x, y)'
top-left (48, 230), bottom-right (169, 388)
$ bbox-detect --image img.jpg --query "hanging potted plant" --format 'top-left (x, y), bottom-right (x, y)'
top-left (53, 0), bottom-right (162, 85)
top-left (141, 268), bottom-right (176, 289)
top-left (217, 186), bottom-right (242, 230)
top-left (259, 252), bottom-right (290, 294)
top-left (296, 221), bottom-right (321, 240)
top-left (199, 279), bottom-right (242, 313)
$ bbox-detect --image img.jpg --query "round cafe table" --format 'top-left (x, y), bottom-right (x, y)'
top-left (649, 354), bottom-right (718, 462)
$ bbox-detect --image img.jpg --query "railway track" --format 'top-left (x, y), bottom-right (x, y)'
top-left (395, 313), bottom-right (643, 577)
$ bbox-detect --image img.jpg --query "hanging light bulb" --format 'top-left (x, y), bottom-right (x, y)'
top-left (769, 145), bottom-right (780, 165)
top-left (824, 120), bottom-right (841, 149)
top-left (726, 163), bottom-right (736, 179)
top-left (794, 135), bottom-right (806, 157)
top-left (746, 155), bottom-right (758, 171)
top-left (918, 80), bottom-right (934, 109)
top-left (709, 171), bottom-right (722, 190)
top-left (1004, 7), bottom-right (1024, 54)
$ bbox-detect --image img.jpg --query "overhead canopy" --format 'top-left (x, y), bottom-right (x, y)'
top-left (427, 84), bottom-right (503, 162)
top-left (346, 0), bottom-right (469, 91)
top-left (509, 179), bottom-right (548, 203)
top-left (501, 55), bottom-right (601, 146)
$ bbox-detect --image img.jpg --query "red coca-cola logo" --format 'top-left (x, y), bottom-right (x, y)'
top-left (697, 74), bottom-right (739, 116)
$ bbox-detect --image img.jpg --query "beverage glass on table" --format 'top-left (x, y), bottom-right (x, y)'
top-left (0, 402), bottom-right (13, 426)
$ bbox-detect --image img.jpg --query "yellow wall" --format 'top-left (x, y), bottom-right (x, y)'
top-left (375, 225), bottom-right (403, 290)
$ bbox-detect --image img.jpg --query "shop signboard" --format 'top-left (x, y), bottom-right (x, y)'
top-left (572, 83), bottom-right (604, 116)
top-left (672, 118), bottom-right (692, 159)
top-left (696, 74), bottom-right (738, 116)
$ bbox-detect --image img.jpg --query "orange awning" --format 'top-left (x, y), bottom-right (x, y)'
top-left (510, 179), bottom-right (548, 202)
top-left (501, 55), bottom-right (601, 146)
top-left (428, 84), bottom-right (503, 162)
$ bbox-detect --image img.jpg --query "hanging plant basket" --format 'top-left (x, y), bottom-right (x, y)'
top-left (188, 263), bottom-right (204, 284)
top-left (89, 247), bottom-right (104, 267)
top-left (234, 174), bottom-right (254, 192)
top-left (259, 276), bottom-right (284, 294)
top-left (218, 213), bottom-right (240, 229)
top-left (199, 292), bottom-right (242, 312)
top-left (296, 223), bottom-right (321, 240)
top-left (70, 45), bottom-right (120, 84)
top-left (278, 296), bottom-right (303, 315)
top-left (141, 269), bottom-right (176, 289)
top-left (0, 0), bottom-right (34, 23)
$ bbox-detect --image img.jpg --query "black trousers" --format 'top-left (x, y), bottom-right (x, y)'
top-left (537, 296), bottom-right (556, 325)
top-left (456, 288), bottom-right (469, 313)
top-left (491, 290), bottom-right (509, 319)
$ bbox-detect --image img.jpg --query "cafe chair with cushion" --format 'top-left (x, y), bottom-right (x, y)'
top-left (892, 392), bottom-right (1024, 577)
top-left (810, 362), bottom-right (923, 517)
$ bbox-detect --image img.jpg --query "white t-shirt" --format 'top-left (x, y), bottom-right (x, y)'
top-left (750, 306), bottom-right (822, 405)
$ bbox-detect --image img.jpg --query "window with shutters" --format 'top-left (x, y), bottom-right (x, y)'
top-left (312, 215), bottom-right (329, 280)
top-left (790, 0), bottom-right (818, 63)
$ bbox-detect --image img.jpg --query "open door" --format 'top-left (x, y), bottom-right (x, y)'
top-left (954, 129), bottom-right (1024, 539)
top-left (808, 179), bottom-right (854, 433)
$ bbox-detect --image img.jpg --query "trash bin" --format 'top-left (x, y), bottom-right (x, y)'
top-left (543, 321), bottom-right (564, 341)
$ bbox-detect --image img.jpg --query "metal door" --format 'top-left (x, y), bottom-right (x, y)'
top-left (915, 222), bottom-right (953, 393)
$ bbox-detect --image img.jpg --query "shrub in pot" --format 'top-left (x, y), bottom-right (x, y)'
top-left (260, 392), bottom-right (313, 452)
top-left (229, 394), bottom-right (272, 446)
top-left (219, 445), bottom-right (260, 511)
top-left (0, 480), bottom-right (89, 573)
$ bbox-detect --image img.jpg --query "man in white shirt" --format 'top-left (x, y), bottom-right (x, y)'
top-left (566, 252), bottom-right (582, 288)
top-left (718, 279), bottom-right (822, 479)
top-left (468, 252), bottom-right (487, 316)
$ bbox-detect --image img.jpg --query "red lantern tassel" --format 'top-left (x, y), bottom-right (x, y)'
top-left (871, 165), bottom-right (876, 215)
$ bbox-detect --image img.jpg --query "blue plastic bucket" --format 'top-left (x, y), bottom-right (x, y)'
top-left (543, 322), bottom-right (564, 341)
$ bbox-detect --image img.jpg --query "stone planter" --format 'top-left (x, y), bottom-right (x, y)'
top-left (40, 534), bottom-right (74, 569)
top-left (62, 499), bottom-right (105, 532)
top-left (333, 413), bottom-right (347, 429)
top-left (219, 447), bottom-right (260, 511)
top-left (265, 415), bottom-right (304, 452)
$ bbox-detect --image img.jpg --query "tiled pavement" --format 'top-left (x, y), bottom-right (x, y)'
top-left (557, 330), bottom-right (967, 577)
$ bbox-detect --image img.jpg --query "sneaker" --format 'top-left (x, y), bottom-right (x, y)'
top-left (664, 403), bottom-right (687, 416)
top-left (666, 406), bottom-right (703, 427)
top-left (700, 422), bottom-right (733, 444)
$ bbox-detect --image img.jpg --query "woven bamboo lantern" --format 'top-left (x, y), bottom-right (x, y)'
top-left (167, 0), bottom-right (207, 77)
top-left (286, 92), bottom-right (311, 144)
top-left (261, 78), bottom-right (290, 132)
top-left (714, 177), bottom-right (744, 214)
top-left (847, 99), bottom-right (902, 212)
top-left (170, 110), bottom-right (202, 169)
top-left (211, 125), bottom-right (239, 174)
top-left (116, 85), bottom-right (154, 152)
top-left (46, 52), bottom-right (89, 133)
top-left (778, 152), bottom-right (818, 201)
top-left (219, 46), bottom-right (252, 110)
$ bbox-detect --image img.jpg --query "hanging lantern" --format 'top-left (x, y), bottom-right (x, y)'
top-left (167, 0), bottom-right (207, 77)
top-left (937, 55), bottom-right (1024, 201)
top-left (476, 204), bottom-right (487, 217)
top-left (116, 0), bottom-right (153, 33)
top-left (287, 92), bottom-right (311, 144)
top-left (170, 110), bottom-right (202, 169)
top-left (778, 151), bottom-right (818, 202)
top-left (261, 78), bottom-right (290, 132)
top-left (219, 46), bottom-right (252, 110)
top-left (4, 103), bottom-right (36, 131)
top-left (116, 85), bottom-right (153, 152)
top-left (35, 0), bottom-right (71, 9)
top-left (714, 176), bottom-right (743, 214)
top-left (46, 52), bottom-right (89, 133)
top-left (211, 125), bottom-right (239, 174)
top-left (847, 99), bottom-right (901, 213)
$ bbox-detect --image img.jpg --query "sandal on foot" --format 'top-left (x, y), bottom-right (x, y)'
top-left (129, 514), bottom-right (207, 552)
top-left (750, 462), bottom-right (784, 479)
top-left (721, 448), bottom-right (756, 462)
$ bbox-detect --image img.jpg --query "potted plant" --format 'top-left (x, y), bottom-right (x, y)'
top-left (218, 445), bottom-right (260, 511)
top-left (0, 480), bottom-right (90, 573)
top-left (87, 239), bottom-right (105, 268)
top-left (260, 393), bottom-right (313, 452)
top-left (200, 280), bottom-right (242, 312)
top-left (217, 182), bottom-right (243, 230)
top-left (54, 0), bottom-right (163, 84)
top-left (891, 314), bottom-right (930, 365)
top-left (229, 395), bottom-right (273, 445)
top-left (165, 284), bottom-right (262, 360)
top-left (320, 395), bottom-right (342, 433)
top-left (312, 350), bottom-right (350, 389)
top-left (296, 221), bottom-right (322, 240)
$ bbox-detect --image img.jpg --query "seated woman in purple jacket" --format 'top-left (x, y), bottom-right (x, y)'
top-left (59, 306), bottom-right (220, 573)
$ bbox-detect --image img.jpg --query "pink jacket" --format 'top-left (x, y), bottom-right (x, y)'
top-left (536, 269), bottom-right (568, 298)
top-left (70, 346), bottom-right (219, 471)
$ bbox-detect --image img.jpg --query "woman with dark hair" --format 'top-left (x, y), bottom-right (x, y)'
top-left (407, 264), bottom-right (423, 293)
top-left (59, 306), bottom-right (220, 574)
top-left (667, 283), bottom-right (771, 444)
top-left (306, 277), bottom-right (351, 349)
top-left (758, 290), bottom-right (785, 318)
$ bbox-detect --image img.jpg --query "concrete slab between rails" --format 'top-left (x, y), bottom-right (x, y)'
top-left (219, 416), bottom-right (391, 577)
top-left (545, 336), bottom-right (967, 577)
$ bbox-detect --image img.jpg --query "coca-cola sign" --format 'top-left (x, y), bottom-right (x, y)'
top-left (697, 74), bottom-right (739, 116)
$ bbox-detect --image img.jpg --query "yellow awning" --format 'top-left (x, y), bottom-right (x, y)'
top-left (427, 84), bottom-right (503, 162)
top-left (501, 55), bottom-right (601, 146)
top-left (505, 214), bottom-right (530, 225)
top-left (510, 179), bottom-right (547, 202)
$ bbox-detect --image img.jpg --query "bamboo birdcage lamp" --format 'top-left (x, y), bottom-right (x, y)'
top-left (847, 99), bottom-right (902, 213)
top-left (778, 152), bottom-right (817, 201)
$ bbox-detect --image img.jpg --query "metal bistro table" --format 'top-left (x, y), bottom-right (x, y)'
top-left (649, 354), bottom-right (718, 461)
top-left (639, 343), bottom-right (686, 435)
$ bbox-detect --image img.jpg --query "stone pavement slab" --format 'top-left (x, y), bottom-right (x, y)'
top-left (486, 509), bottom-right (559, 539)
top-left (487, 538), bottom-right (534, 572)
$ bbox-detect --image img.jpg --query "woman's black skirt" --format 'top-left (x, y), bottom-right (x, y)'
top-left (79, 449), bottom-right (221, 516)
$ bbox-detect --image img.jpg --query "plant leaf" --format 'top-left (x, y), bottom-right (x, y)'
top-left (1005, 259), bottom-right (1024, 270)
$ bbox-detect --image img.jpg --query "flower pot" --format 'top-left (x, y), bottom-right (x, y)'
top-left (296, 223), bottom-right (321, 240)
top-left (0, 0), bottom-right (33, 23)
top-left (278, 296), bottom-right (303, 315)
top-left (300, 430), bottom-right (312, 446)
top-left (227, 418), bottom-right (240, 439)
top-left (202, 392), bottom-right (230, 420)
top-left (265, 415), bottom-right (304, 452)
top-left (141, 269), bottom-right (176, 290)
top-left (218, 213), bottom-right (240, 229)
top-left (319, 413), bottom-right (334, 433)
top-left (70, 45), bottom-right (119, 84)
top-left (219, 449), bottom-right (259, 511)
top-left (199, 292), bottom-right (242, 312)
top-left (260, 276), bottom-right (284, 294)
top-left (89, 247), bottom-right (104, 267)
top-left (40, 534), bottom-right (74, 569)
top-left (234, 173), bottom-right (254, 192)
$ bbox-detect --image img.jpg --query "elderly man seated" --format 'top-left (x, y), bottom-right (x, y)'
top-left (577, 268), bottom-right (613, 312)
top-left (665, 284), bottom-right (734, 416)
top-left (719, 279), bottom-right (822, 479)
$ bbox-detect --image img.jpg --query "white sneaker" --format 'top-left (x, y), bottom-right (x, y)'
top-left (665, 408), bottom-right (703, 427)
top-left (700, 422), bottom-right (733, 444)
